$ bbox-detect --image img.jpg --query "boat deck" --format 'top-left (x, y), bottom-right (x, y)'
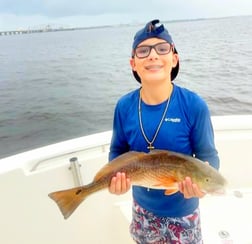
top-left (0, 115), bottom-right (251, 244)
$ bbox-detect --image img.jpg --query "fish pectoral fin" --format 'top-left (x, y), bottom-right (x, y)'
top-left (154, 175), bottom-right (177, 187)
top-left (153, 175), bottom-right (179, 195)
top-left (164, 187), bottom-right (179, 195)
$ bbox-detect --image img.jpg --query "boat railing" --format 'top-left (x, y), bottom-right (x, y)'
top-left (0, 115), bottom-right (251, 175)
top-left (29, 142), bottom-right (110, 172)
top-left (0, 131), bottom-right (112, 174)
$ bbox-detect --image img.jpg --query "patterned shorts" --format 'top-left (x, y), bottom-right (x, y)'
top-left (129, 201), bottom-right (202, 244)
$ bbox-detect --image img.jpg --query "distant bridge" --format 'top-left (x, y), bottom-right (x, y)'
top-left (0, 24), bottom-right (69, 36)
top-left (0, 28), bottom-right (67, 36)
top-left (0, 25), bottom-right (114, 36)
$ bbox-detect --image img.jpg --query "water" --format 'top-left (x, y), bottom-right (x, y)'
top-left (0, 16), bottom-right (251, 159)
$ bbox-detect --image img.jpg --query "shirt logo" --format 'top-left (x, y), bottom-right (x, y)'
top-left (165, 117), bottom-right (181, 123)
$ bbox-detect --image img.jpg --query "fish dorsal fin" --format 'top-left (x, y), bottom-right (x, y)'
top-left (149, 149), bottom-right (167, 155)
top-left (94, 151), bottom-right (146, 181)
top-left (148, 149), bottom-right (173, 158)
top-left (149, 150), bottom-right (199, 163)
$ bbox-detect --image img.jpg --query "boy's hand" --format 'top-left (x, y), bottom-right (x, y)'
top-left (178, 176), bottom-right (206, 198)
top-left (109, 172), bottom-right (131, 195)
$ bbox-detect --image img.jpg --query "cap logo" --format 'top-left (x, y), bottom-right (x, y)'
top-left (146, 20), bottom-right (164, 35)
top-left (147, 23), bottom-right (155, 33)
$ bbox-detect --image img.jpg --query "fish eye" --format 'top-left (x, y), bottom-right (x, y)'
top-left (205, 178), bottom-right (210, 182)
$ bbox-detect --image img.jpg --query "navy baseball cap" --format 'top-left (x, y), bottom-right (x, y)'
top-left (132, 19), bottom-right (179, 83)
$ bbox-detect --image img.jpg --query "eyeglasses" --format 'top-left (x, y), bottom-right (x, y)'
top-left (133, 42), bottom-right (173, 59)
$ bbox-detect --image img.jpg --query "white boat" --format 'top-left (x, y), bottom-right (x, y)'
top-left (0, 115), bottom-right (251, 244)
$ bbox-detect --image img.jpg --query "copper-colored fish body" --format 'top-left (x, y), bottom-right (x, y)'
top-left (48, 150), bottom-right (227, 219)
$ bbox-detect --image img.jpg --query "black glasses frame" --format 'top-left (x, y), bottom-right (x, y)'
top-left (133, 42), bottom-right (173, 59)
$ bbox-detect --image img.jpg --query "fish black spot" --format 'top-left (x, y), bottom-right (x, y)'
top-left (76, 189), bottom-right (82, 195)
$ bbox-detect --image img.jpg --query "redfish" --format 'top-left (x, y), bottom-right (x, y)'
top-left (48, 150), bottom-right (227, 219)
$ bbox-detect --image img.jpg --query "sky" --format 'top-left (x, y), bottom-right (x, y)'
top-left (0, 0), bottom-right (251, 31)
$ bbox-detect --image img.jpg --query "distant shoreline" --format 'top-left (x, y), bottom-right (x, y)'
top-left (0, 14), bottom-right (250, 36)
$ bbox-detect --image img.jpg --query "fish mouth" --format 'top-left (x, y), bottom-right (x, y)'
top-left (209, 189), bottom-right (226, 196)
top-left (145, 65), bottom-right (163, 71)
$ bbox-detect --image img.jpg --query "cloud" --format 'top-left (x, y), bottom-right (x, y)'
top-left (0, 0), bottom-right (209, 18)
top-left (0, 0), bottom-right (139, 17)
top-left (0, 0), bottom-right (251, 31)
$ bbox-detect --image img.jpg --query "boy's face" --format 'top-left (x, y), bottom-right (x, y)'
top-left (130, 38), bottom-right (178, 84)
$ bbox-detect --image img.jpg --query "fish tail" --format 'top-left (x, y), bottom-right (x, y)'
top-left (48, 186), bottom-right (89, 219)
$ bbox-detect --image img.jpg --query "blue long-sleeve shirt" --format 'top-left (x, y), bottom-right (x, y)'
top-left (109, 84), bottom-right (219, 217)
